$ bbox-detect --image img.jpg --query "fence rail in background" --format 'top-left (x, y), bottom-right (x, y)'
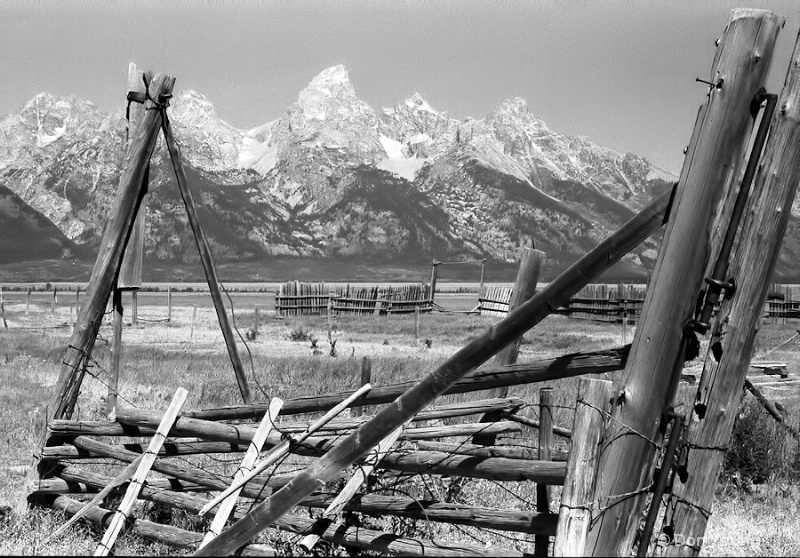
top-left (276, 282), bottom-right (432, 316)
top-left (478, 283), bottom-right (800, 323)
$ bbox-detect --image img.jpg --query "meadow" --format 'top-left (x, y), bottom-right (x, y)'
top-left (0, 293), bottom-right (798, 556)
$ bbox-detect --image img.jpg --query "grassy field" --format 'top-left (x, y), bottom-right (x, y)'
top-left (0, 297), bottom-right (798, 555)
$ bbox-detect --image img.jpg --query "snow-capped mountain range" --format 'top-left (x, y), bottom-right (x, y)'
top-left (1, 64), bottom-right (693, 277)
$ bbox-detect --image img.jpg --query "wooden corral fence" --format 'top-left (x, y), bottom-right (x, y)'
top-left (276, 281), bottom-right (432, 316)
top-left (481, 282), bottom-right (800, 324)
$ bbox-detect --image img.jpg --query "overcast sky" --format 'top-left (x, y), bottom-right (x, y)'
top-left (2, 0), bottom-right (799, 174)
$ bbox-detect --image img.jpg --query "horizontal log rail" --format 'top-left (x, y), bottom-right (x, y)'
top-left (49, 416), bottom-right (521, 448)
top-left (300, 492), bottom-right (557, 534)
top-left (37, 466), bottom-right (555, 535)
top-left (59, 434), bottom-right (565, 485)
top-left (413, 440), bottom-right (569, 461)
top-left (186, 345), bottom-right (630, 421)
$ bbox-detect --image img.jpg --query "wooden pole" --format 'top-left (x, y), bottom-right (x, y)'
top-left (94, 387), bottom-right (187, 556)
top-left (161, 116), bottom-right (252, 404)
top-left (51, 286), bottom-right (56, 315)
top-left (352, 357), bottom-right (372, 418)
top-left (131, 290), bottom-right (138, 326)
top-left (254, 305), bottom-right (260, 337)
top-left (106, 289), bottom-right (123, 421)
top-left (0, 301), bottom-right (6, 329)
top-left (429, 260), bottom-right (438, 305)
top-left (553, 379), bottom-right (613, 557)
top-left (190, 306), bottom-right (197, 339)
top-left (535, 387), bottom-right (554, 556)
top-left (489, 248), bottom-right (544, 395)
top-left (26, 288), bottom-right (30, 314)
top-left (662, 31), bottom-right (800, 555)
top-left (587, 10), bottom-right (783, 555)
top-left (46, 71), bottom-right (175, 422)
top-left (167, 285), bottom-right (172, 322)
top-left (415, 307), bottom-right (421, 342)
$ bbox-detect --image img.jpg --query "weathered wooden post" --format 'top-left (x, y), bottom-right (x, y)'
top-left (474, 248), bottom-right (544, 444)
top-left (131, 291), bottom-right (138, 326)
top-left (26, 288), bottom-right (31, 314)
top-left (415, 307), bottom-right (420, 342)
top-left (190, 306), bottom-right (197, 340)
top-left (108, 62), bottom-right (148, 420)
top-left (535, 387), bottom-right (554, 556)
top-left (167, 285), bottom-right (172, 322)
top-left (352, 357), bottom-right (372, 418)
top-left (479, 258), bottom-right (486, 295)
top-left (253, 305), bottom-right (260, 338)
top-left (429, 260), bottom-right (439, 306)
top-left (51, 286), bottom-right (56, 315)
top-left (587, 10), bottom-right (783, 556)
top-left (660, 25), bottom-right (800, 557)
top-left (554, 379), bottom-right (613, 557)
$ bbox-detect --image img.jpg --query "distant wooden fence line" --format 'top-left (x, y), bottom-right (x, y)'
top-left (276, 282), bottom-right (432, 316)
top-left (479, 283), bottom-right (800, 323)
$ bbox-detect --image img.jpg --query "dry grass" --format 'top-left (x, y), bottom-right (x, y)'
top-left (0, 299), bottom-right (798, 555)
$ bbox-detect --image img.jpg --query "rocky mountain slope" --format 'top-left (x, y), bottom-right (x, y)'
top-left (1, 64), bottom-right (685, 278)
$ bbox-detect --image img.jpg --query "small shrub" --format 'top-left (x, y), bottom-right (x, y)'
top-left (288, 326), bottom-right (312, 342)
top-left (723, 398), bottom-right (797, 486)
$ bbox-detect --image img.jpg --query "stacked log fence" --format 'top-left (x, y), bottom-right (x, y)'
top-left (29, 362), bottom-right (606, 556)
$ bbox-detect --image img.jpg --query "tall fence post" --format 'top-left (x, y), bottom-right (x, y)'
top-left (660, 23), bottom-right (800, 557)
top-left (554, 379), bottom-right (613, 557)
top-left (352, 357), bottom-right (372, 418)
top-left (51, 286), bottom-right (56, 315)
top-left (429, 261), bottom-right (439, 306)
top-left (474, 248), bottom-right (544, 445)
top-left (535, 387), bottom-right (554, 556)
top-left (167, 286), bottom-right (172, 323)
top-left (26, 288), bottom-right (31, 315)
top-left (587, 10), bottom-right (783, 556)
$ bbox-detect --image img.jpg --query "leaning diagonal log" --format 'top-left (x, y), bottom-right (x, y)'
top-left (95, 388), bottom-right (188, 556)
top-left (47, 72), bottom-right (175, 422)
top-left (198, 163), bottom-right (674, 556)
top-left (161, 116), bottom-right (252, 404)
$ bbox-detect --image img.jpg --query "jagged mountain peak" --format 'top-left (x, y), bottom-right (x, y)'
top-left (307, 64), bottom-right (353, 91)
top-left (296, 64), bottom-right (365, 122)
top-left (404, 93), bottom-right (439, 115)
